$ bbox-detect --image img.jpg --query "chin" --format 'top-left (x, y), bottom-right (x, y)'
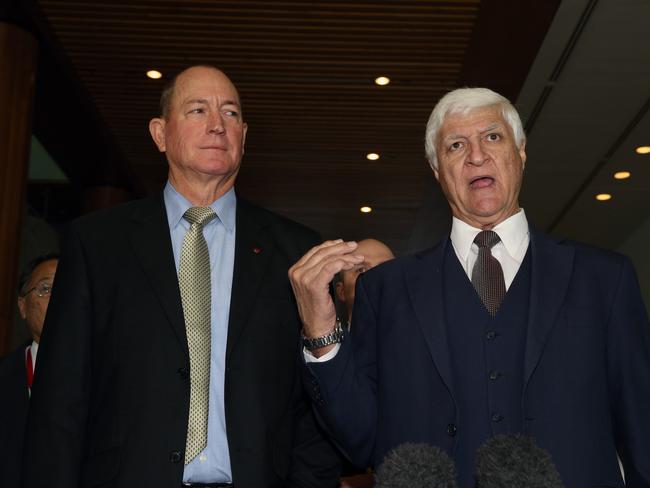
top-left (470, 201), bottom-right (504, 217)
top-left (195, 162), bottom-right (238, 176)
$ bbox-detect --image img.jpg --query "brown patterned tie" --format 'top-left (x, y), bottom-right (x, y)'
top-left (179, 206), bottom-right (216, 464)
top-left (471, 230), bottom-right (506, 317)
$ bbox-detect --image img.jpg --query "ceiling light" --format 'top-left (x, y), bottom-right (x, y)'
top-left (595, 193), bottom-right (612, 201)
top-left (636, 146), bottom-right (650, 154)
top-left (360, 206), bottom-right (372, 213)
top-left (146, 70), bottom-right (162, 79)
top-left (614, 171), bottom-right (631, 180)
top-left (374, 76), bottom-right (390, 86)
top-left (366, 153), bottom-right (380, 160)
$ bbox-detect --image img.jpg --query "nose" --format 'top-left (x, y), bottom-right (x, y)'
top-left (466, 139), bottom-right (487, 166)
top-left (208, 112), bottom-right (225, 134)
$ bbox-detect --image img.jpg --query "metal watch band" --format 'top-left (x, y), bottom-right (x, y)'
top-left (302, 318), bottom-right (344, 351)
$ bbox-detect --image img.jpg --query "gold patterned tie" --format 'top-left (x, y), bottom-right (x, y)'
top-left (179, 206), bottom-right (216, 464)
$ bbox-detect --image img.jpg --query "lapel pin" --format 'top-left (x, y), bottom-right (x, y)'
top-left (252, 247), bottom-right (262, 254)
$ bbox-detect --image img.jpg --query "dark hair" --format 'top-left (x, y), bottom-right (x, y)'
top-left (158, 64), bottom-right (233, 118)
top-left (18, 252), bottom-right (60, 296)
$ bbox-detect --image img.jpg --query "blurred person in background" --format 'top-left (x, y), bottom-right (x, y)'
top-left (0, 253), bottom-right (58, 488)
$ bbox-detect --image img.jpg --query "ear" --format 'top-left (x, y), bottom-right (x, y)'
top-left (149, 117), bottom-right (167, 153)
top-left (433, 167), bottom-right (440, 182)
top-left (241, 122), bottom-right (248, 155)
top-left (519, 141), bottom-right (527, 170)
top-left (335, 281), bottom-right (345, 303)
top-left (17, 297), bottom-right (26, 320)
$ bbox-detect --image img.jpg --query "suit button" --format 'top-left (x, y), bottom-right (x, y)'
top-left (177, 367), bottom-right (189, 379)
top-left (491, 413), bottom-right (503, 422)
top-left (486, 330), bottom-right (497, 340)
top-left (489, 371), bottom-right (500, 381)
top-left (169, 450), bottom-right (183, 463)
top-left (446, 423), bottom-right (457, 437)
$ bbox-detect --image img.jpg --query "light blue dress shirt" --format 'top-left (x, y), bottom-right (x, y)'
top-left (163, 182), bottom-right (236, 483)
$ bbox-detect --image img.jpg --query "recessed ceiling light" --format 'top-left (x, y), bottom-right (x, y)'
top-left (636, 146), bottom-right (650, 154)
top-left (360, 206), bottom-right (373, 213)
top-left (374, 76), bottom-right (390, 86)
top-left (147, 70), bottom-right (162, 79)
top-left (595, 193), bottom-right (612, 201)
top-left (366, 153), bottom-right (380, 160)
top-left (614, 171), bottom-right (631, 180)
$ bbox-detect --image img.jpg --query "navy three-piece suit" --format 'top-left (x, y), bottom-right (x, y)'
top-left (305, 228), bottom-right (650, 487)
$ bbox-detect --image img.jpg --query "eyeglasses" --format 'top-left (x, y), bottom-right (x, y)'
top-left (22, 282), bottom-right (53, 298)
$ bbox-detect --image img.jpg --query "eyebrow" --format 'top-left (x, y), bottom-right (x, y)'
top-left (183, 98), bottom-right (209, 106)
top-left (182, 98), bottom-right (241, 108)
top-left (221, 99), bottom-right (241, 108)
top-left (479, 123), bottom-right (501, 133)
top-left (442, 123), bottom-right (503, 142)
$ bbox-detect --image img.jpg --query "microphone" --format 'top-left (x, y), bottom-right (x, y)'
top-left (475, 434), bottom-right (564, 488)
top-left (374, 442), bottom-right (458, 488)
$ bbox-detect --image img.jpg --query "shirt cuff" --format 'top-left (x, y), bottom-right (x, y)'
top-left (303, 343), bottom-right (341, 363)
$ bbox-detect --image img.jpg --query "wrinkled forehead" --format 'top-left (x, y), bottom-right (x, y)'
top-left (438, 105), bottom-right (509, 139)
top-left (172, 67), bottom-right (241, 107)
top-left (358, 248), bottom-right (393, 264)
top-left (29, 259), bottom-right (58, 283)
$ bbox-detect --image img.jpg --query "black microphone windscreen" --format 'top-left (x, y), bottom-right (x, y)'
top-left (375, 442), bottom-right (457, 488)
top-left (475, 434), bottom-right (564, 488)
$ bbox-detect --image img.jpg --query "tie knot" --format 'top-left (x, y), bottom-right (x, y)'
top-left (474, 230), bottom-right (501, 250)
top-left (183, 207), bottom-right (216, 227)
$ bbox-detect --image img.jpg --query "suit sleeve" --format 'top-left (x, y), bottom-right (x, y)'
top-left (284, 228), bottom-right (341, 487)
top-left (21, 224), bottom-right (93, 488)
top-left (607, 257), bottom-right (650, 485)
top-left (303, 273), bottom-right (379, 469)
top-left (286, 350), bottom-right (341, 488)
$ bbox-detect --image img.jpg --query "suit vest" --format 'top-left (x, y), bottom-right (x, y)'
top-left (443, 244), bottom-right (531, 486)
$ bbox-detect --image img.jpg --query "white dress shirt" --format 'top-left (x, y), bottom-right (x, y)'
top-left (29, 340), bottom-right (39, 367)
top-left (450, 209), bottom-right (530, 290)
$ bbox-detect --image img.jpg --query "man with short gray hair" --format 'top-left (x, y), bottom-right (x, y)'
top-left (22, 65), bottom-right (340, 488)
top-left (290, 87), bottom-right (650, 487)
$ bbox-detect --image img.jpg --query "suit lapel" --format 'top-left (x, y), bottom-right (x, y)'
top-left (128, 194), bottom-right (188, 357)
top-left (523, 227), bottom-right (574, 387)
top-left (405, 238), bottom-right (455, 395)
top-left (226, 200), bottom-right (273, 357)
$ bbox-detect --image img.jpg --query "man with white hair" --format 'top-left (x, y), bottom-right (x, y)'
top-left (289, 88), bottom-right (650, 487)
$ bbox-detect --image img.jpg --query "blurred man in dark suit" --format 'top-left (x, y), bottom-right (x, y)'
top-left (0, 253), bottom-right (58, 488)
top-left (22, 65), bottom-right (339, 488)
top-left (335, 239), bottom-right (394, 327)
top-left (334, 239), bottom-right (393, 488)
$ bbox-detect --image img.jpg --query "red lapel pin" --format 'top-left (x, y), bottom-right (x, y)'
top-left (252, 247), bottom-right (262, 254)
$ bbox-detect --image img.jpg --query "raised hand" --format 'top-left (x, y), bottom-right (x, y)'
top-left (289, 240), bottom-right (363, 355)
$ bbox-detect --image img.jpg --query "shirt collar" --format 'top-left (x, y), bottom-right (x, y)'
top-left (163, 181), bottom-right (236, 233)
top-left (450, 208), bottom-right (529, 261)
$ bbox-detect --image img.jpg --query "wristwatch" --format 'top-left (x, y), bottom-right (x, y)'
top-left (302, 318), bottom-right (345, 351)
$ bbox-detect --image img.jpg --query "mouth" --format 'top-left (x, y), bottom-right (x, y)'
top-left (469, 176), bottom-right (495, 190)
top-left (200, 145), bottom-right (227, 151)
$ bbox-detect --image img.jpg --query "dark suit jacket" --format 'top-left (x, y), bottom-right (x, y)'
top-left (306, 229), bottom-right (650, 487)
top-left (0, 343), bottom-right (30, 488)
top-left (21, 193), bottom-right (339, 488)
